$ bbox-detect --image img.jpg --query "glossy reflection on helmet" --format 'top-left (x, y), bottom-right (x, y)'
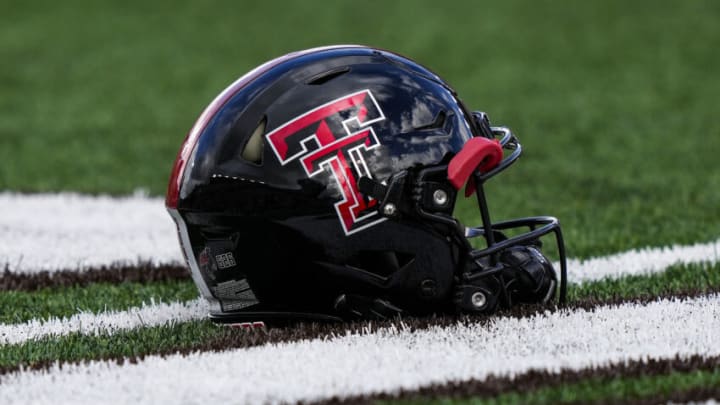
top-left (166, 45), bottom-right (567, 323)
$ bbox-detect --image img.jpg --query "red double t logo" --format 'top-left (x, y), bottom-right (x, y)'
top-left (266, 90), bottom-right (387, 235)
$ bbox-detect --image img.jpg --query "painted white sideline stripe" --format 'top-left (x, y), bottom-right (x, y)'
top-left (2, 255), bottom-right (717, 346)
top-left (0, 298), bottom-right (207, 345)
top-left (1, 295), bottom-right (717, 404)
top-left (1, 192), bottom-right (718, 280)
top-left (564, 238), bottom-right (720, 283)
top-left (2, 247), bottom-right (716, 346)
top-left (0, 192), bottom-right (182, 273)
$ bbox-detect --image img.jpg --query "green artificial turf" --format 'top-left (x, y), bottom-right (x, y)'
top-left (0, 280), bottom-right (197, 323)
top-left (1, 0), bottom-right (719, 260)
top-left (0, 320), bottom-right (223, 370)
top-left (567, 261), bottom-right (720, 303)
top-left (2, 5), bottom-right (719, 402)
top-left (1, 261), bottom-right (716, 371)
top-left (384, 368), bottom-right (720, 405)
top-left (1, 261), bottom-right (717, 326)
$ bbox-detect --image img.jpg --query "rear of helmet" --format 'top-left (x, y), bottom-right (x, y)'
top-left (166, 45), bottom-right (567, 323)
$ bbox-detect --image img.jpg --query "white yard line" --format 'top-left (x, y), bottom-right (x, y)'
top-left (3, 253), bottom-right (715, 347)
top-left (1, 192), bottom-right (718, 281)
top-left (0, 192), bottom-right (183, 273)
top-left (1, 294), bottom-right (717, 404)
top-left (1, 192), bottom-right (718, 347)
top-left (564, 239), bottom-right (720, 283)
top-left (0, 298), bottom-right (207, 345)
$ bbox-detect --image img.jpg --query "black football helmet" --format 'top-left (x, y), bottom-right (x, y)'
top-left (166, 45), bottom-right (567, 323)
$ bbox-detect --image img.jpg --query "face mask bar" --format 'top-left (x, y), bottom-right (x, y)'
top-left (355, 109), bottom-right (570, 312)
top-left (410, 114), bottom-right (568, 307)
top-left (469, 117), bottom-right (567, 305)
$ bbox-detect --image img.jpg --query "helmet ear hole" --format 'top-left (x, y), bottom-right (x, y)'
top-left (241, 118), bottom-right (266, 165)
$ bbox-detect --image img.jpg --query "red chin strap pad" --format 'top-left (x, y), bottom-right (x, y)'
top-left (447, 137), bottom-right (503, 197)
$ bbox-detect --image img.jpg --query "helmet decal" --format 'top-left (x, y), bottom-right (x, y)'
top-left (266, 89), bottom-right (387, 235)
top-left (168, 47), bottom-right (567, 321)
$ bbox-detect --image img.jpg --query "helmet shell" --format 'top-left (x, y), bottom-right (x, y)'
top-left (167, 45), bottom-right (480, 319)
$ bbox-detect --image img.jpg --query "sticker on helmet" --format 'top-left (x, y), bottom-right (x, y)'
top-left (266, 89), bottom-right (387, 235)
top-left (213, 279), bottom-right (259, 311)
top-left (215, 252), bottom-right (237, 269)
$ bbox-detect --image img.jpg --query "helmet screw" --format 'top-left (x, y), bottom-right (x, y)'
top-left (420, 279), bottom-right (437, 297)
top-left (471, 291), bottom-right (487, 309)
top-left (382, 203), bottom-right (397, 217)
top-left (432, 189), bottom-right (448, 206)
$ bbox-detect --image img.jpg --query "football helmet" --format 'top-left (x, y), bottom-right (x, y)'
top-left (166, 45), bottom-right (567, 323)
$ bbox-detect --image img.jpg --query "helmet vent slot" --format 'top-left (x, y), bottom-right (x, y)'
top-left (347, 250), bottom-right (415, 278)
top-left (241, 118), bottom-right (266, 165)
top-left (413, 110), bottom-right (447, 131)
top-left (306, 67), bottom-right (351, 85)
